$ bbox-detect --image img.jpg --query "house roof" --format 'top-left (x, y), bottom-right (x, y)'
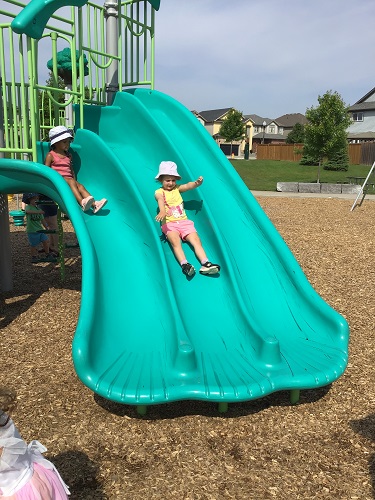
top-left (348, 102), bottom-right (375, 112)
top-left (348, 87), bottom-right (375, 111)
top-left (274, 113), bottom-right (308, 127)
top-left (244, 114), bottom-right (272, 126)
top-left (347, 132), bottom-right (375, 139)
top-left (198, 108), bottom-right (232, 122)
top-left (242, 116), bottom-right (254, 124)
top-left (354, 87), bottom-right (375, 104)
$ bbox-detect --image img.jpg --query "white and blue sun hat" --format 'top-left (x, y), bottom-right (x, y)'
top-left (49, 126), bottom-right (74, 146)
top-left (155, 161), bottom-right (181, 180)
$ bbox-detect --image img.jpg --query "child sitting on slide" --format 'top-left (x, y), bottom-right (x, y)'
top-left (45, 126), bottom-right (107, 214)
top-left (154, 161), bottom-right (220, 277)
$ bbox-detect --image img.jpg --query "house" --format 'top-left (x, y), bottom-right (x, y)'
top-left (197, 108), bottom-right (254, 156)
top-left (347, 87), bottom-right (375, 143)
top-left (247, 115), bottom-right (284, 151)
top-left (275, 113), bottom-right (308, 136)
top-left (195, 107), bottom-right (307, 155)
top-left (249, 113), bottom-right (308, 151)
top-left (197, 108), bottom-right (232, 138)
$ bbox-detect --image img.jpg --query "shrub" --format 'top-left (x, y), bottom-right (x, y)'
top-left (300, 154), bottom-right (320, 166)
top-left (324, 150), bottom-right (349, 171)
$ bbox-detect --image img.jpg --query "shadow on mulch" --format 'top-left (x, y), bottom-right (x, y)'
top-left (94, 385), bottom-right (331, 420)
top-left (350, 414), bottom-right (375, 499)
top-left (1, 231), bottom-right (81, 329)
top-left (50, 450), bottom-right (105, 499)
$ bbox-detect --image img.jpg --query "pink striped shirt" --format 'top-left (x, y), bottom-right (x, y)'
top-left (49, 150), bottom-right (73, 178)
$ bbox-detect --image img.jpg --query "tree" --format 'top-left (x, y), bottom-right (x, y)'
top-left (43, 49), bottom-right (90, 130)
top-left (303, 90), bottom-right (351, 181)
top-left (285, 122), bottom-right (305, 144)
top-left (47, 48), bottom-right (89, 85)
top-left (299, 154), bottom-right (320, 166)
top-left (324, 149), bottom-right (349, 171)
top-left (219, 109), bottom-right (245, 155)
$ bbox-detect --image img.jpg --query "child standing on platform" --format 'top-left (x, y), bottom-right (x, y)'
top-left (45, 126), bottom-right (107, 214)
top-left (24, 193), bottom-right (56, 264)
top-left (154, 161), bottom-right (220, 277)
top-left (0, 387), bottom-right (70, 498)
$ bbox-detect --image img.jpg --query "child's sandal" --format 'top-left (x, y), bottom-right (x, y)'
top-left (181, 263), bottom-right (195, 276)
top-left (199, 262), bottom-right (220, 275)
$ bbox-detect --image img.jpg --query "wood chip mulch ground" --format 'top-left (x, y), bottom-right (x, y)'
top-left (2, 195), bottom-right (375, 499)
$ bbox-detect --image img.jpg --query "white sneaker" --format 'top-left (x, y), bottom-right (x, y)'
top-left (81, 196), bottom-right (94, 212)
top-left (92, 198), bottom-right (108, 214)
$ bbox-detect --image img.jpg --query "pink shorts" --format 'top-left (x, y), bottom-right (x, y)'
top-left (161, 220), bottom-right (197, 240)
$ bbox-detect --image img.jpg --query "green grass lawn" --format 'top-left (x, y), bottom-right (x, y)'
top-left (230, 159), bottom-right (375, 192)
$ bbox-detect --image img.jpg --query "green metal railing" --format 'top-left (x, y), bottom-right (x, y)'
top-left (0, 0), bottom-right (156, 161)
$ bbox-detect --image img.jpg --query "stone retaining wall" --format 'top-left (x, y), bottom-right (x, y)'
top-left (276, 182), bottom-right (361, 194)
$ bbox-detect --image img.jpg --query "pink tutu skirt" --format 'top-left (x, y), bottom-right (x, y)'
top-left (2, 463), bottom-right (69, 500)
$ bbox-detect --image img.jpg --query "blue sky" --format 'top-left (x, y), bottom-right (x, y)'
top-left (154, 0), bottom-right (375, 118)
top-left (2, 0), bottom-right (374, 120)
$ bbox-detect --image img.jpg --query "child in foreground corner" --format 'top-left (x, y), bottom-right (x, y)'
top-left (45, 126), bottom-right (107, 214)
top-left (154, 161), bottom-right (220, 277)
top-left (0, 387), bottom-right (70, 498)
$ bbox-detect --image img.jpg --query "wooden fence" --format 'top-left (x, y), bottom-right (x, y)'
top-left (256, 143), bottom-right (373, 165)
top-left (256, 144), bottom-right (304, 162)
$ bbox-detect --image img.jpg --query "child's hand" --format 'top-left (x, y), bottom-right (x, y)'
top-left (195, 176), bottom-right (203, 187)
top-left (155, 211), bottom-right (165, 222)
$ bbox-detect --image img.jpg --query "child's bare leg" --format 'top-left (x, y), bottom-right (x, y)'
top-left (42, 240), bottom-right (50, 254)
top-left (65, 178), bottom-right (85, 204)
top-left (184, 232), bottom-right (208, 263)
top-left (76, 182), bottom-right (92, 200)
top-left (185, 232), bottom-right (220, 275)
top-left (44, 215), bottom-right (58, 249)
top-left (30, 246), bottom-right (38, 258)
top-left (166, 231), bottom-right (186, 263)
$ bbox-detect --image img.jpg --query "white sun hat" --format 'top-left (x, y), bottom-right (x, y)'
top-left (49, 126), bottom-right (74, 146)
top-left (155, 161), bottom-right (181, 180)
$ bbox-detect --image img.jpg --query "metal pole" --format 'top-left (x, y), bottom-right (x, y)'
top-left (350, 160), bottom-right (375, 211)
top-left (104, 0), bottom-right (119, 105)
top-left (65, 83), bottom-right (73, 127)
top-left (0, 76), bottom-right (13, 291)
top-left (262, 120), bottom-right (266, 144)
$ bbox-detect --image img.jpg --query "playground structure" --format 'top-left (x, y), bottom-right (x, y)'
top-left (0, 0), bottom-right (349, 413)
top-left (1, 0), bottom-right (158, 286)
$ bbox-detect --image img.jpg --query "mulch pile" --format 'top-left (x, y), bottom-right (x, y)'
top-left (1, 195), bottom-right (375, 499)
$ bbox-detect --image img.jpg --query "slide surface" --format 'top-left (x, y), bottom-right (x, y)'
top-left (0, 89), bottom-right (349, 404)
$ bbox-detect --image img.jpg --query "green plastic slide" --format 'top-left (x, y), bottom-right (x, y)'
top-left (0, 89), bottom-right (349, 405)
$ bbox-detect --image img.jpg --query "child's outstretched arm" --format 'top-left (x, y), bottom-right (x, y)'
top-left (155, 191), bottom-right (166, 222)
top-left (178, 176), bottom-right (203, 193)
